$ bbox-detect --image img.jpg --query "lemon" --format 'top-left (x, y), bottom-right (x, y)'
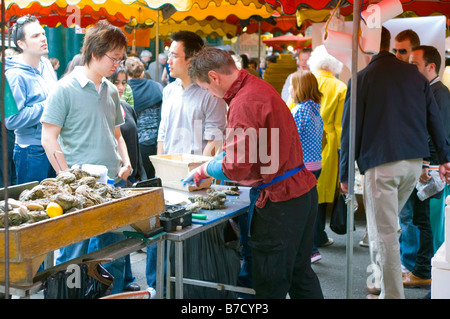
top-left (46, 202), bottom-right (63, 218)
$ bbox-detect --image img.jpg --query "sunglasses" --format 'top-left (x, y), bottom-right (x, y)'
top-left (393, 48), bottom-right (407, 55)
top-left (16, 15), bottom-right (34, 25)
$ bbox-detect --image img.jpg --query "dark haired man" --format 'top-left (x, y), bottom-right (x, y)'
top-left (339, 27), bottom-right (450, 299)
top-left (151, 31), bottom-right (227, 297)
top-left (41, 20), bottom-right (131, 294)
top-left (187, 47), bottom-right (323, 299)
top-left (393, 29), bottom-right (420, 62)
top-left (156, 30), bottom-right (226, 157)
top-left (398, 45), bottom-right (450, 289)
top-left (5, 15), bottom-right (57, 184)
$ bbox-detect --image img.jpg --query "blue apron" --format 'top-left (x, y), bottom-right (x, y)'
top-left (247, 164), bottom-right (305, 237)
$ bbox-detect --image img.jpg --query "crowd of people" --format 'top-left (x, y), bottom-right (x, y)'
top-left (2, 15), bottom-right (450, 299)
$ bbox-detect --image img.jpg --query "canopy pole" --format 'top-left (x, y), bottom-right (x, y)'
top-left (257, 21), bottom-right (261, 67)
top-left (155, 10), bottom-right (159, 82)
top-left (345, 0), bottom-right (360, 299)
top-left (1, 0), bottom-right (10, 299)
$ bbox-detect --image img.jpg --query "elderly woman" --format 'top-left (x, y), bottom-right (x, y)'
top-left (307, 45), bottom-right (347, 249)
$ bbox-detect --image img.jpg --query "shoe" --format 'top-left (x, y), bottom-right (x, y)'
top-left (124, 283), bottom-right (141, 292)
top-left (319, 238), bottom-right (334, 247)
top-left (366, 294), bottom-right (379, 299)
top-left (401, 265), bottom-right (410, 277)
top-left (365, 285), bottom-right (381, 295)
top-left (146, 287), bottom-right (156, 299)
top-left (311, 252), bottom-right (322, 264)
top-left (359, 233), bottom-right (369, 247)
top-left (403, 272), bottom-right (431, 288)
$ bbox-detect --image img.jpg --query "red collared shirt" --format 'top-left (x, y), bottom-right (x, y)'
top-left (222, 70), bottom-right (316, 208)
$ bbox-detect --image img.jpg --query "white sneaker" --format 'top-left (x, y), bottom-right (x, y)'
top-left (146, 287), bottom-right (156, 299)
top-left (311, 252), bottom-right (322, 264)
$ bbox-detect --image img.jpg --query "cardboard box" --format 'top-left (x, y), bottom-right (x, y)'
top-left (150, 154), bottom-right (213, 191)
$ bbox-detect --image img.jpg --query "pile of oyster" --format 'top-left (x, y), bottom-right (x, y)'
top-left (187, 190), bottom-right (228, 211)
top-left (0, 168), bottom-right (133, 228)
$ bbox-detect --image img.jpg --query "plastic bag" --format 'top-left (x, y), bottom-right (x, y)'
top-left (416, 170), bottom-right (446, 201)
top-left (42, 259), bottom-right (114, 299)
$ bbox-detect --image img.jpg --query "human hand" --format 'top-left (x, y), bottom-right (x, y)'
top-left (118, 164), bottom-right (132, 181)
top-left (439, 162), bottom-right (450, 184)
top-left (418, 167), bottom-right (432, 184)
top-left (340, 182), bottom-right (349, 194)
top-left (183, 163), bottom-right (210, 187)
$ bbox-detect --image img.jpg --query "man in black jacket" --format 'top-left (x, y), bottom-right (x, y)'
top-left (398, 45), bottom-right (450, 288)
top-left (339, 27), bottom-right (450, 299)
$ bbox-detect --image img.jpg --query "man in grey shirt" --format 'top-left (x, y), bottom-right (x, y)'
top-left (157, 31), bottom-right (226, 157)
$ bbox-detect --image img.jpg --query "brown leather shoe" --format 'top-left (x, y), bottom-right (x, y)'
top-left (366, 294), bottom-right (379, 299)
top-left (403, 272), bottom-right (431, 288)
top-left (366, 285), bottom-right (381, 295)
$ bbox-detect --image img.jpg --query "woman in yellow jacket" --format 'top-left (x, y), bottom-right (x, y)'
top-left (308, 45), bottom-right (347, 248)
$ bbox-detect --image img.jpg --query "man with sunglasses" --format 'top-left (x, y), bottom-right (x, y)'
top-left (393, 28), bottom-right (422, 284)
top-left (392, 29), bottom-right (420, 62)
top-left (4, 15), bottom-right (57, 185)
top-left (41, 20), bottom-right (131, 294)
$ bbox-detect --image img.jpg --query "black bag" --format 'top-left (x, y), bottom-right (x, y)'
top-left (42, 259), bottom-right (114, 299)
top-left (329, 194), bottom-right (353, 235)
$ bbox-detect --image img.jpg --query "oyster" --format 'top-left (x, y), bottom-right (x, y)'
top-left (50, 193), bottom-right (80, 211)
top-left (187, 190), bottom-right (226, 210)
top-left (27, 210), bottom-right (49, 223)
top-left (56, 171), bottom-right (77, 184)
top-left (0, 208), bottom-right (29, 227)
top-left (0, 168), bottom-right (135, 228)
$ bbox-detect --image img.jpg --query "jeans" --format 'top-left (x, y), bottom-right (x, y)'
top-left (139, 143), bottom-right (156, 179)
top-left (146, 244), bottom-right (166, 294)
top-left (310, 169), bottom-right (322, 255)
top-left (0, 130), bottom-right (17, 187)
top-left (408, 188), bottom-right (434, 279)
top-left (56, 233), bottom-right (127, 295)
top-left (236, 213), bottom-right (254, 299)
top-left (13, 144), bottom-right (55, 184)
top-left (399, 196), bottom-right (420, 272)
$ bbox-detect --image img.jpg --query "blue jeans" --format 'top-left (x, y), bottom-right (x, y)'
top-left (311, 169), bottom-right (322, 255)
top-left (237, 213), bottom-right (254, 299)
top-left (0, 130), bottom-right (17, 187)
top-left (399, 195), bottom-right (420, 272)
top-left (56, 232), bottom-right (127, 295)
top-left (13, 144), bottom-right (55, 184)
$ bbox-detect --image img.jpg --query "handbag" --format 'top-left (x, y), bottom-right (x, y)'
top-left (329, 193), bottom-right (355, 235)
top-left (42, 259), bottom-right (114, 299)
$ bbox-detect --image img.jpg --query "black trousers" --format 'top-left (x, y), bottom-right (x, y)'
top-left (249, 186), bottom-right (324, 299)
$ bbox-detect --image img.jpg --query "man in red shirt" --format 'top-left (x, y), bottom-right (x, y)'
top-left (187, 47), bottom-right (323, 299)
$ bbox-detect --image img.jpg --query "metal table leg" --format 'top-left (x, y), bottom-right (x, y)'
top-left (175, 241), bottom-right (183, 299)
top-left (155, 239), bottom-right (165, 299)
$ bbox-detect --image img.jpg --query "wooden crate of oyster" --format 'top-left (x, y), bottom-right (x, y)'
top-left (0, 174), bottom-right (165, 286)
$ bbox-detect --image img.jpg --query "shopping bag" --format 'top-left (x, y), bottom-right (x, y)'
top-left (42, 259), bottom-right (114, 299)
top-left (329, 194), bottom-right (352, 235)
